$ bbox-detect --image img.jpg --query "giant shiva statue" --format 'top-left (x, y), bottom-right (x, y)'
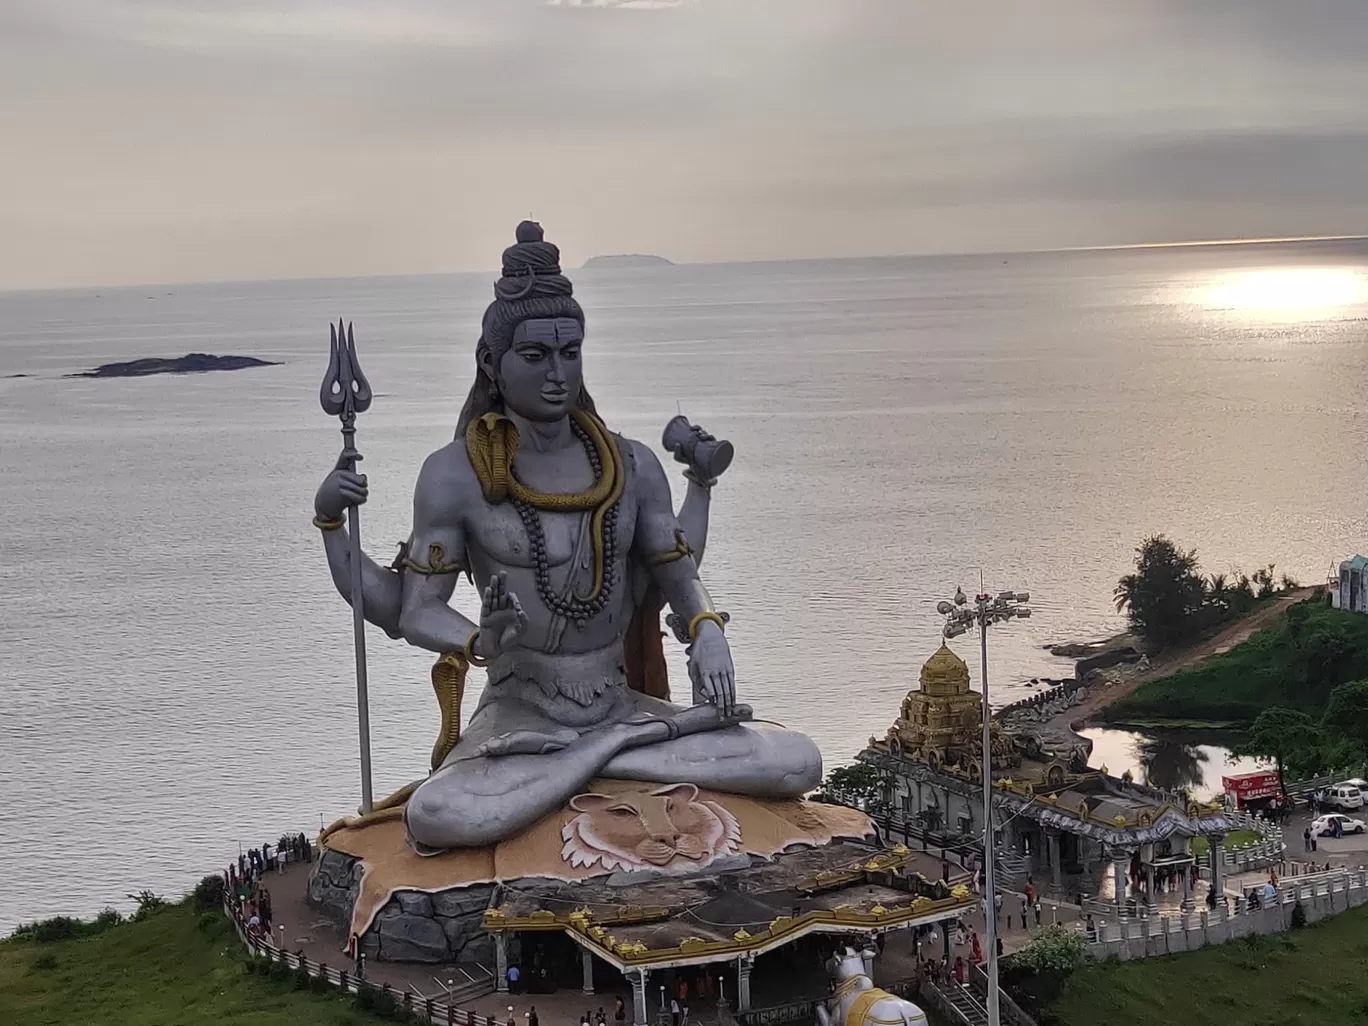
top-left (312, 222), bottom-right (821, 852)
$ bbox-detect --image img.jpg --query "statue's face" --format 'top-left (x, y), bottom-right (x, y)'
top-left (489, 318), bottom-right (584, 422)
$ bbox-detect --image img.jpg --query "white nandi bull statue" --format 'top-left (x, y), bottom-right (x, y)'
top-left (814, 946), bottom-right (928, 1026)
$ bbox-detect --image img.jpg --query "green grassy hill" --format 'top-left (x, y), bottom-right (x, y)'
top-left (1102, 600), bottom-right (1368, 726)
top-left (1, 904), bottom-right (390, 1026)
top-left (1045, 904), bottom-right (1368, 1026)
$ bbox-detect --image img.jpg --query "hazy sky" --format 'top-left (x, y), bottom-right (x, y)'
top-left (3, 0), bottom-right (1367, 289)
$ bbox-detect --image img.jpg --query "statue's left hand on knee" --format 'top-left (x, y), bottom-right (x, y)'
top-left (687, 620), bottom-right (736, 715)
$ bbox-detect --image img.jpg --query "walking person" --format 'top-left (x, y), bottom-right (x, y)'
top-left (614, 996), bottom-right (626, 1025)
top-left (1034, 898), bottom-right (1043, 927)
top-left (1019, 896), bottom-right (1030, 931)
top-left (993, 890), bottom-right (1003, 930)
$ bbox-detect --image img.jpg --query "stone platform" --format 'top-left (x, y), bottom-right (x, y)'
top-left (308, 778), bottom-right (881, 964)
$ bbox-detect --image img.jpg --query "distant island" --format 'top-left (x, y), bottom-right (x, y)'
top-left (582, 254), bottom-right (674, 269)
top-left (71, 354), bottom-right (279, 378)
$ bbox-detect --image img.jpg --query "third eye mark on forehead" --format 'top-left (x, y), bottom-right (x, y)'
top-left (513, 318), bottom-right (584, 352)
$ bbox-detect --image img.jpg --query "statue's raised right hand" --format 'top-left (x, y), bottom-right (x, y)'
top-left (473, 571), bottom-right (528, 661)
top-left (314, 451), bottom-right (368, 520)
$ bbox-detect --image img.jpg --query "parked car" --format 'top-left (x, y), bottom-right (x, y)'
top-left (1324, 784), bottom-right (1365, 810)
top-left (1312, 813), bottom-right (1366, 836)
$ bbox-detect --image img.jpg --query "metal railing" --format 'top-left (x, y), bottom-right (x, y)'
top-left (968, 963), bottom-right (1037, 1026)
top-left (225, 898), bottom-right (496, 1023)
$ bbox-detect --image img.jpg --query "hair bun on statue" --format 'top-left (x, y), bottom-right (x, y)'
top-left (494, 221), bottom-right (570, 300)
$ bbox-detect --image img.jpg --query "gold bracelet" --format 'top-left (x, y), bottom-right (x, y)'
top-left (312, 514), bottom-right (344, 531)
top-left (688, 611), bottom-right (727, 641)
top-left (462, 629), bottom-right (489, 667)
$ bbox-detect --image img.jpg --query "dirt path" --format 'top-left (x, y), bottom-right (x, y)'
top-left (1062, 587), bottom-right (1317, 731)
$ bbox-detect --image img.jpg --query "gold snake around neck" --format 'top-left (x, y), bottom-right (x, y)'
top-left (466, 408), bottom-right (625, 603)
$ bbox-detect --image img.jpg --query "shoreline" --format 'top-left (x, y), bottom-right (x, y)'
top-left (1040, 588), bottom-right (1316, 738)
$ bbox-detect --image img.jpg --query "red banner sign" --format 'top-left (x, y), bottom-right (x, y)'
top-left (1222, 770), bottom-right (1280, 806)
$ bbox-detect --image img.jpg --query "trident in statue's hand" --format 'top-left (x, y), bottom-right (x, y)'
top-left (320, 320), bottom-right (373, 466)
top-left (320, 321), bottom-right (376, 814)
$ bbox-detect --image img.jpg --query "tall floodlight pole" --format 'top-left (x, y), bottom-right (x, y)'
top-left (939, 585), bottom-right (1031, 1026)
top-left (320, 321), bottom-right (375, 814)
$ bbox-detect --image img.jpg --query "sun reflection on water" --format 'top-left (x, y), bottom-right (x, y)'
top-left (1197, 266), bottom-right (1368, 318)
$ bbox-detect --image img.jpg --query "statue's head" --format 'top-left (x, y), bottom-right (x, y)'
top-left (457, 221), bottom-right (596, 432)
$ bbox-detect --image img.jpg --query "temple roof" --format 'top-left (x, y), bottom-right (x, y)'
top-left (921, 643), bottom-right (969, 688)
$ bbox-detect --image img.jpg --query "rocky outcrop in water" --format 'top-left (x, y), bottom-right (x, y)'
top-left (72, 353), bottom-right (278, 378)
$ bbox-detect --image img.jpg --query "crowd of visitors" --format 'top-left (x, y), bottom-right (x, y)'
top-left (225, 832), bottom-right (313, 942)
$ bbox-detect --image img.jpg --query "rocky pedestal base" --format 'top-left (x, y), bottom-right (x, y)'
top-left (309, 849), bottom-right (497, 963)
top-left (308, 777), bottom-right (876, 965)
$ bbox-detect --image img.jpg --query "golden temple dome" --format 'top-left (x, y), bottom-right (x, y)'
top-left (920, 644), bottom-right (970, 694)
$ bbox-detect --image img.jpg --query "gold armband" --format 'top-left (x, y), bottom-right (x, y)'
top-left (688, 611), bottom-right (727, 641)
top-left (312, 515), bottom-right (344, 531)
top-left (644, 528), bottom-right (694, 566)
top-left (401, 542), bottom-right (464, 576)
top-left (462, 629), bottom-right (489, 667)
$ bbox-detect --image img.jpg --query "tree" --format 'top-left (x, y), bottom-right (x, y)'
top-left (1324, 680), bottom-right (1368, 770)
top-left (1205, 573), bottom-right (1231, 613)
top-left (1231, 707), bottom-right (1324, 794)
top-left (1114, 536), bottom-right (1208, 649)
top-left (1252, 564), bottom-right (1279, 599)
top-left (811, 762), bottom-right (884, 810)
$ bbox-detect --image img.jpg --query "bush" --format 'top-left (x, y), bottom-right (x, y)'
top-left (30, 953), bottom-right (59, 972)
top-left (93, 908), bottom-right (124, 931)
top-left (373, 988), bottom-right (399, 1018)
top-left (190, 874), bottom-right (226, 913)
top-left (127, 891), bottom-right (167, 923)
top-left (1013, 926), bottom-right (1088, 973)
top-left (27, 917), bottom-right (83, 944)
top-left (356, 981), bottom-right (377, 1011)
top-left (1292, 902), bottom-right (1308, 930)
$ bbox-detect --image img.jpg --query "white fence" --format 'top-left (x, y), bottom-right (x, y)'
top-left (1081, 869), bottom-right (1368, 960)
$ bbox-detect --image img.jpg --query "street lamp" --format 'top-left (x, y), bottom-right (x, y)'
top-left (939, 585), bottom-right (1031, 1026)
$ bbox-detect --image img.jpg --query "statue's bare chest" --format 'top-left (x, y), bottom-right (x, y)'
top-left (464, 446), bottom-right (638, 569)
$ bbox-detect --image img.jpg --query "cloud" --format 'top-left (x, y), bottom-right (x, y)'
top-left (1, 0), bottom-right (1366, 288)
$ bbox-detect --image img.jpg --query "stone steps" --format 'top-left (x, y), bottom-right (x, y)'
top-left (935, 982), bottom-right (989, 1026)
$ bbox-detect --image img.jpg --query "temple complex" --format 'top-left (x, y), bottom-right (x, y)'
top-left (858, 644), bottom-right (1241, 908)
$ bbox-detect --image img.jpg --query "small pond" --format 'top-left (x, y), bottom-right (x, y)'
top-left (1077, 726), bottom-right (1265, 800)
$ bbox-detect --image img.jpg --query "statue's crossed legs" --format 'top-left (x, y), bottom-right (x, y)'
top-left (405, 683), bottom-right (822, 851)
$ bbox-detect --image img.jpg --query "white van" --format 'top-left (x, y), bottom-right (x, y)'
top-left (1326, 784), bottom-right (1365, 810)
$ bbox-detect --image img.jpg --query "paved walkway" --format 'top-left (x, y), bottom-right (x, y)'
top-left (256, 855), bottom-right (1076, 1021)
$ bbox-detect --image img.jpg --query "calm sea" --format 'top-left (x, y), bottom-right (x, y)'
top-left (3, 240), bottom-right (1367, 928)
